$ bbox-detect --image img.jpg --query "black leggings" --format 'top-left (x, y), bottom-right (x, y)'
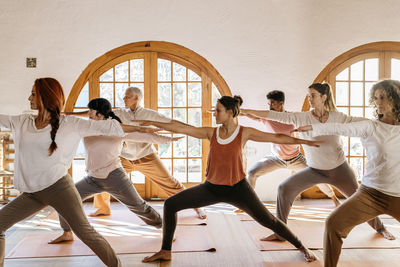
top-left (161, 179), bottom-right (302, 250)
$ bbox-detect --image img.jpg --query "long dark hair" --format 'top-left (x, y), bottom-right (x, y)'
top-left (87, 98), bottom-right (122, 123)
top-left (217, 95), bottom-right (243, 117)
top-left (34, 78), bottom-right (65, 156)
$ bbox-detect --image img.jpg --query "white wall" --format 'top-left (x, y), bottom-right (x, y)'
top-left (1, 0), bottom-right (400, 200)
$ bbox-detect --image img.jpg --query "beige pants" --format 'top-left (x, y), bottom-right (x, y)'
top-left (324, 185), bottom-right (399, 267)
top-left (94, 153), bottom-right (185, 209)
top-left (0, 175), bottom-right (120, 267)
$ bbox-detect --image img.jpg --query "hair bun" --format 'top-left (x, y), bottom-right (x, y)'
top-left (233, 95), bottom-right (243, 106)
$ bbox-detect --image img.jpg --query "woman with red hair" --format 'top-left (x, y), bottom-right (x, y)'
top-left (0, 78), bottom-right (124, 267)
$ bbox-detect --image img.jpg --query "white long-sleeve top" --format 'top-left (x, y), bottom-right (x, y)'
top-left (84, 132), bottom-right (176, 178)
top-left (0, 114), bottom-right (124, 193)
top-left (312, 120), bottom-right (400, 197)
top-left (114, 107), bottom-right (171, 160)
top-left (267, 110), bottom-right (365, 170)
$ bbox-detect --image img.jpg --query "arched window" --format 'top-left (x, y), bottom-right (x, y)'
top-left (66, 41), bottom-right (227, 199)
top-left (303, 42), bottom-right (400, 179)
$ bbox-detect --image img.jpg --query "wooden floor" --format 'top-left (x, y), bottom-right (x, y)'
top-left (3, 199), bottom-right (400, 267)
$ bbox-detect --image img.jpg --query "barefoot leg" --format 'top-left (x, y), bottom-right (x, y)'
top-left (48, 231), bottom-right (74, 244)
top-left (142, 249), bottom-right (171, 262)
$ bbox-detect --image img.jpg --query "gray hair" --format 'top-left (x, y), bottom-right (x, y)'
top-left (125, 86), bottom-right (143, 101)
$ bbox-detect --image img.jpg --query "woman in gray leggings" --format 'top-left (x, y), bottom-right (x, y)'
top-left (49, 98), bottom-right (180, 244)
top-left (241, 83), bottom-right (394, 241)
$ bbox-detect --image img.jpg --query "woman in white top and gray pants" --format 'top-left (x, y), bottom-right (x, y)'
top-left (0, 78), bottom-right (126, 267)
top-left (49, 98), bottom-right (181, 244)
top-left (241, 83), bottom-right (393, 241)
top-left (298, 79), bottom-right (400, 267)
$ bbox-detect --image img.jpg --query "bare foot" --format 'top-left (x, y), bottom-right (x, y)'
top-left (89, 208), bottom-right (111, 217)
top-left (234, 209), bottom-right (244, 213)
top-left (260, 233), bottom-right (285, 241)
top-left (48, 231), bottom-right (74, 244)
top-left (142, 249), bottom-right (171, 262)
top-left (194, 208), bottom-right (206, 219)
top-left (299, 245), bottom-right (317, 262)
top-left (378, 228), bottom-right (396, 240)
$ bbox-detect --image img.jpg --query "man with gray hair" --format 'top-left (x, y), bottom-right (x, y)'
top-left (91, 87), bottom-right (206, 219)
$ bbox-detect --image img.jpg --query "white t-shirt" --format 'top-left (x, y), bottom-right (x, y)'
top-left (0, 114), bottom-right (124, 192)
top-left (312, 120), bottom-right (400, 197)
top-left (84, 132), bottom-right (175, 178)
top-left (114, 107), bottom-right (171, 160)
top-left (267, 110), bottom-right (365, 170)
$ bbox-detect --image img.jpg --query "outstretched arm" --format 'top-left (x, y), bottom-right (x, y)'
top-left (62, 110), bottom-right (89, 116)
top-left (240, 109), bottom-right (270, 118)
top-left (293, 120), bottom-right (374, 138)
top-left (120, 124), bottom-right (160, 133)
top-left (243, 127), bottom-right (322, 147)
top-left (133, 119), bottom-right (214, 140)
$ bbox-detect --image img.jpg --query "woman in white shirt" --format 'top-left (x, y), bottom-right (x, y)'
top-left (0, 78), bottom-right (126, 267)
top-left (241, 83), bottom-right (393, 241)
top-left (296, 79), bottom-right (400, 267)
top-left (49, 98), bottom-right (181, 244)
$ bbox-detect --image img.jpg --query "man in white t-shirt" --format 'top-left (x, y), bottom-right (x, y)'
top-left (92, 87), bottom-right (205, 219)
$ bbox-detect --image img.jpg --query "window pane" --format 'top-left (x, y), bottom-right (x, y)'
top-left (335, 82), bottom-right (348, 106)
top-left (100, 68), bottom-right (113, 82)
top-left (115, 83), bottom-right (129, 107)
top-left (188, 83), bottom-right (201, 107)
top-left (131, 171), bottom-right (145, 184)
top-left (173, 83), bottom-right (186, 107)
top-left (365, 58), bottom-right (378, 81)
top-left (130, 59), bottom-right (144, 82)
top-left (350, 107), bottom-right (363, 117)
top-left (158, 134), bottom-right (172, 158)
top-left (337, 107), bottom-right (348, 115)
top-left (158, 83), bottom-right (171, 107)
top-left (350, 82), bottom-right (363, 106)
top-left (188, 108), bottom-right (202, 127)
top-left (158, 59), bottom-right (171, 81)
top-left (365, 107), bottom-right (375, 119)
top-left (115, 61), bottom-right (129, 82)
top-left (158, 108), bottom-right (172, 119)
top-left (173, 62), bottom-right (186, 81)
top-left (349, 157), bottom-right (363, 179)
top-left (212, 116), bottom-right (218, 127)
top-left (391, 58), bottom-right (400, 80)
top-left (365, 82), bottom-right (374, 106)
top-left (336, 68), bottom-right (348, 80)
top-left (173, 134), bottom-right (187, 157)
top-left (188, 136), bottom-right (201, 157)
top-left (188, 158), bottom-right (202, 182)
top-left (350, 61), bottom-right (363, 80)
top-left (173, 108), bottom-right (187, 123)
top-left (72, 160), bottom-right (86, 183)
top-left (188, 69), bottom-right (201, 81)
top-left (100, 83), bottom-right (114, 106)
top-left (75, 139), bottom-right (86, 158)
top-left (75, 82), bottom-right (89, 107)
top-left (350, 137), bottom-right (363, 156)
top-left (212, 83), bottom-right (221, 107)
top-left (173, 159), bottom-right (187, 182)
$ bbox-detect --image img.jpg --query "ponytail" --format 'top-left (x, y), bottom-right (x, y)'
top-left (308, 83), bottom-right (338, 112)
top-left (49, 108), bottom-right (60, 156)
top-left (108, 111), bottom-right (122, 123)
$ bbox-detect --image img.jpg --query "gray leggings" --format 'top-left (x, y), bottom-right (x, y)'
top-left (276, 161), bottom-right (385, 232)
top-left (59, 168), bottom-right (162, 231)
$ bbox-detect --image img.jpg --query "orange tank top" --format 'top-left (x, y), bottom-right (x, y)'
top-left (205, 125), bottom-right (246, 186)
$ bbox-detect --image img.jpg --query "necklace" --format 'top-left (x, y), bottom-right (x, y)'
top-left (312, 110), bottom-right (328, 123)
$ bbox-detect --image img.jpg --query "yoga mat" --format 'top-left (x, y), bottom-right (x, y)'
top-left (245, 220), bottom-right (400, 251)
top-left (263, 261), bottom-right (397, 267)
top-left (43, 208), bottom-right (206, 227)
top-left (6, 225), bottom-right (215, 259)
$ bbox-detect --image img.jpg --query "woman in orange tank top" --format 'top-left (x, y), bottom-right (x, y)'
top-left (138, 96), bottom-right (322, 263)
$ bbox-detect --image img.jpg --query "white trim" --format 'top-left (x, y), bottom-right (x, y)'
top-left (216, 125), bottom-right (240, 145)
